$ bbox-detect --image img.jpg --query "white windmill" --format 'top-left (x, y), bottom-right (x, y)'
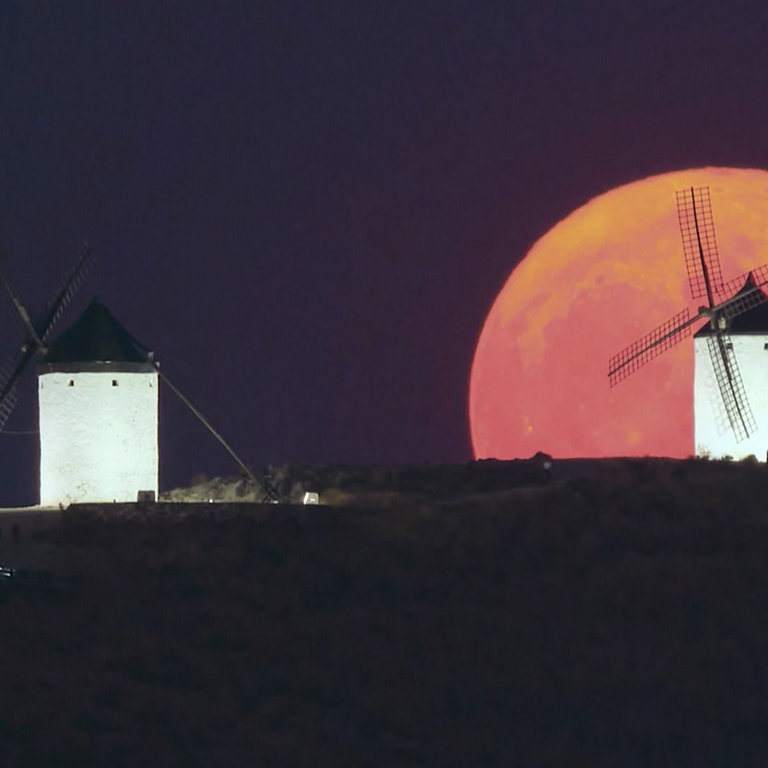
top-left (0, 247), bottom-right (158, 504)
top-left (609, 186), bottom-right (768, 460)
top-left (37, 299), bottom-right (159, 505)
top-left (0, 245), bottom-right (263, 506)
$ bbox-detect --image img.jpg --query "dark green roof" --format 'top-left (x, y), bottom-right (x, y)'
top-left (42, 300), bottom-right (153, 364)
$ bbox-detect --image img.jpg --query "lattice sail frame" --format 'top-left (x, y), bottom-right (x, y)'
top-left (0, 243), bottom-right (94, 431)
top-left (705, 333), bottom-right (756, 442)
top-left (608, 308), bottom-right (692, 386)
top-left (676, 186), bottom-right (724, 303)
top-left (719, 263), bottom-right (768, 321)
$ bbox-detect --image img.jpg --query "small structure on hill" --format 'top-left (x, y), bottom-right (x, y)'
top-left (38, 300), bottom-right (158, 506)
top-left (693, 275), bottom-right (768, 460)
top-left (0, 245), bottom-right (259, 506)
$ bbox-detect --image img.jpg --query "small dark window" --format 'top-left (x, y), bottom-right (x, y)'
top-left (112, 380), bottom-right (118, 387)
top-left (725, 343), bottom-right (733, 350)
top-left (764, 342), bottom-right (768, 350)
top-left (67, 380), bottom-right (74, 387)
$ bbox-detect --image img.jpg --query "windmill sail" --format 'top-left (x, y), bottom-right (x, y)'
top-left (719, 262), bottom-right (768, 300)
top-left (705, 332), bottom-right (756, 441)
top-left (0, 388), bottom-right (18, 430)
top-left (0, 345), bottom-right (37, 430)
top-left (36, 243), bottom-right (94, 342)
top-left (0, 268), bottom-right (45, 351)
top-left (0, 244), bottom-right (95, 430)
top-left (608, 308), bottom-right (700, 386)
top-left (0, 349), bottom-right (20, 430)
top-left (676, 186), bottom-right (724, 304)
top-left (719, 268), bottom-right (768, 321)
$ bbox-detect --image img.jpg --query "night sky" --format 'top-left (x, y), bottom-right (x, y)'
top-left (3, 1), bottom-right (768, 504)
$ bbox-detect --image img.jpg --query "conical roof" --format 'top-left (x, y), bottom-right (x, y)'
top-left (694, 273), bottom-right (768, 336)
top-left (41, 299), bottom-right (155, 370)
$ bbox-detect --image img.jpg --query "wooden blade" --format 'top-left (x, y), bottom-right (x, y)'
top-left (705, 333), bottom-right (756, 442)
top-left (722, 284), bottom-right (768, 322)
top-left (676, 186), bottom-right (724, 305)
top-left (0, 386), bottom-right (18, 432)
top-left (0, 270), bottom-right (43, 350)
top-left (35, 242), bottom-right (95, 342)
top-left (608, 308), bottom-right (695, 386)
top-left (0, 345), bottom-right (38, 430)
top-left (715, 264), bottom-right (768, 322)
top-left (719, 263), bottom-right (768, 299)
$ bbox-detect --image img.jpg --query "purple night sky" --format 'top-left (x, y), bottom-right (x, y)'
top-left (2, 2), bottom-right (768, 503)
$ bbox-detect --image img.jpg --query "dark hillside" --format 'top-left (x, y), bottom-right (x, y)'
top-left (2, 457), bottom-right (768, 766)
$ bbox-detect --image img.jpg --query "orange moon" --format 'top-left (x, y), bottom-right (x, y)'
top-left (469, 167), bottom-right (768, 460)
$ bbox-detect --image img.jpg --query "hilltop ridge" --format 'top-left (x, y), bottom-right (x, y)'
top-left (2, 455), bottom-right (768, 766)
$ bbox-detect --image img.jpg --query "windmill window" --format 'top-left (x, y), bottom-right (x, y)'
top-left (725, 343), bottom-right (733, 350)
top-left (112, 380), bottom-right (118, 387)
top-left (67, 380), bottom-right (74, 387)
top-left (764, 343), bottom-right (768, 350)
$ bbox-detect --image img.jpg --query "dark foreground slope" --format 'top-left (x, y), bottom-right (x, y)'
top-left (2, 457), bottom-right (768, 766)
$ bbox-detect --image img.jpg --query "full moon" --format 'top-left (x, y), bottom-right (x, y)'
top-left (469, 167), bottom-right (768, 459)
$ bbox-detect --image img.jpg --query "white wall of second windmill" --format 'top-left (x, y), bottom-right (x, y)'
top-left (38, 371), bottom-right (158, 506)
top-left (694, 335), bottom-right (768, 461)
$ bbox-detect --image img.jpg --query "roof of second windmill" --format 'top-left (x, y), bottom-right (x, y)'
top-left (694, 273), bottom-right (768, 336)
top-left (42, 299), bottom-right (153, 365)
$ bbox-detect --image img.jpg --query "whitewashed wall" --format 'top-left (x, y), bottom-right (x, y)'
top-left (694, 334), bottom-right (768, 461)
top-left (39, 370), bottom-right (158, 506)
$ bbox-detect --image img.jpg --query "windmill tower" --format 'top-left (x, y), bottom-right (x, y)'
top-left (0, 247), bottom-right (159, 505)
top-left (608, 186), bottom-right (768, 460)
top-left (0, 245), bottom-right (264, 506)
top-left (38, 300), bottom-right (158, 505)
